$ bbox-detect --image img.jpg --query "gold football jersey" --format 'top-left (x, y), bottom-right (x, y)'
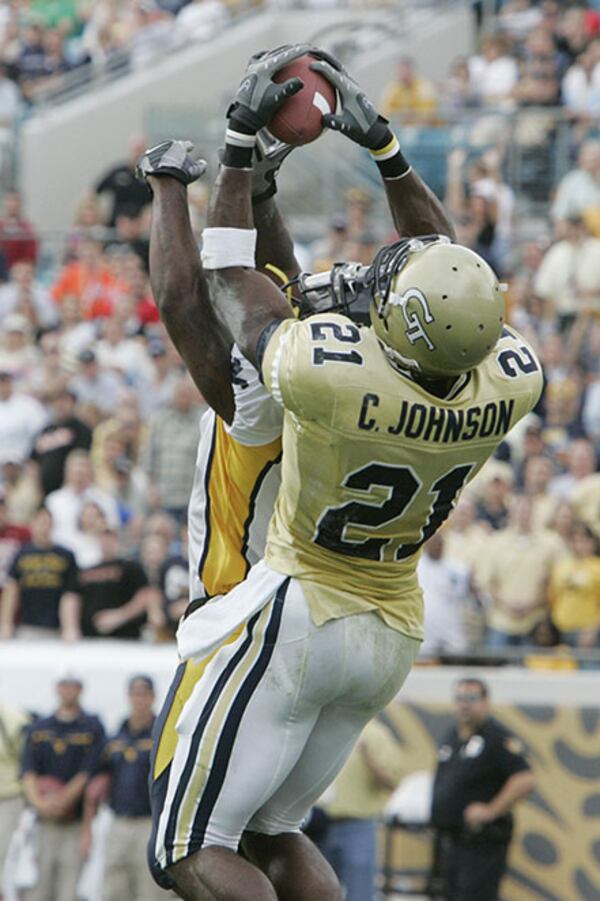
top-left (262, 314), bottom-right (543, 640)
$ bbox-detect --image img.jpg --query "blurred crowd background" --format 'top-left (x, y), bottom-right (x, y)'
top-left (1, 0), bottom-right (600, 668)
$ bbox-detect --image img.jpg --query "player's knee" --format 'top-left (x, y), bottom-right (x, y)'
top-left (242, 831), bottom-right (342, 901)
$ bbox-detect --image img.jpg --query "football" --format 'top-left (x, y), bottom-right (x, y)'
top-left (268, 54), bottom-right (337, 146)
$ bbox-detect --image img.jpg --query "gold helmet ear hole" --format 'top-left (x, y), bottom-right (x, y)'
top-left (452, 266), bottom-right (458, 272)
top-left (445, 324), bottom-right (452, 331)
top-left (442, 294), bottom-right (448, 300)
top-left (478, 324), bottom-right (484, 331)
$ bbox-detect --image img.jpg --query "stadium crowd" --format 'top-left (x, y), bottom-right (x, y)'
top-left (0, 0), bottom-right (600, 666)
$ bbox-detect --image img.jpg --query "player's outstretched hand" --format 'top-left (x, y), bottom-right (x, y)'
top-left (227, 43), bottom-right (314, 135)
top-left (136, 140), bottom-right (207, 188)
top-left (309, 58), bottom-right (390, 149)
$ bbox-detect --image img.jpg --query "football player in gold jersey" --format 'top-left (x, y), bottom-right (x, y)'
top-left (138, 44), bottom-right (457, 898)
top-left (156, 46), bottom-right (544, 900)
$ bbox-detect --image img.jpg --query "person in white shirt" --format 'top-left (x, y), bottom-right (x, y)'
top-left (534, 215), bottom-right (600, 324)
top-left (45, 449), bottom-right (120, 556)
top-left (0, 261), bottom-right (58, 330)
top-left (468, 35), bottom-right (519, 106)
top-left (551, 139), bottom-right (600, 223)
top-left (418, 531), bottom-right (471, 658)
top-left (0, 370), bottom-right (46, 462)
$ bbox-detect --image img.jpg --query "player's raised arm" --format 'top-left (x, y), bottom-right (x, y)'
top-left (310, 56), bottom-right (456, 241)
top-left (251, 133), bottom-right (300, 282)
top-left (137, 141), bottom-right (235, 423)
top-left (203, 47), bottom-right (313, 366)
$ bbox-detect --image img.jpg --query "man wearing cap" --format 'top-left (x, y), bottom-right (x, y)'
top-left (83, 676), bottom-right (163, 900)
top-left (21, 673), bottom-right (105, 901)
top-left (0, 506), bottom-right (80, 641)
top-left (0, 369), bottom-right (46, 463)
top-left (69, 348), bottom-right (124, 416)
top-left (431, 678), bottom-right (535, 901)
top-left (30, 389), bottom-right (92, 496)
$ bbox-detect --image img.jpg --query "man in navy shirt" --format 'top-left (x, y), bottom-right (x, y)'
top-left (84, 675), bottom-right (163, 901)
top-left (0, 506), bottom-right (80, 641)
top-left (21, 672), bottom-right (105, 901)
top-left (431, 678), bottom-right (536, 901)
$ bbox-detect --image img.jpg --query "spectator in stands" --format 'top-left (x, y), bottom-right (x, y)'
top-left (0, 486), bottom-right (29, 589)
top-left (30, 388), bottom-right (92, 497)
top-left (145, 337), bottom-right (180, 413)
top-left (314, 718), bottom-right (403, 901)
top-left (21, 672), bottom-right (105, 901)
top-left (0, 450), bottom-right (40, 527)
top-left (431, 678), bottom-right (535, 901)
top-left (54, 295), bottom-right (96, 360)
top-left (45, 449), bottom-right (119, 553)
top-left (444, 494), bottom-right (490, 582)
top-left (310, 215), bottom-right (348, 273)
top-left (418, 531), bottom-right (471, 658)
top-left (142, 374), bottom-right (203, 523)
top-left (0, 506), bottom-right (80, 641)
top-left (15, 22), bottom-right (47, 87)
top-left (551, 139), bottom-right (600, 226)
top-left (343, 187), bottom-right (373, 243)
top-left (0, 369), bottom-right (47, 463)
top-left (439, 56), bottom-right (480, 117)
top-left (78, 525), bottom-right (157, 639)
top-left (69, 347), bottom-right (124, 416)
top-left (129, 3), bottom-right (174, 72)
top-left (468, 34), bottom-right (519, 105)
top-left (523, 454), bottom-right (559, 531)
top-left (0, 260), bottom-right (58, 331)
top-left (0, 61), bottom-right (20, 135)
top-left (26, 331), bottom-right (71, 401)
top-left (83, 675), bottom-right (163, 900)
top-left (561, 40), bottom-right (600, 122)
top-left (484, 494), bottom-right (561, 646)
top-left (160, 529), bottom-right (188, 635)
top-left (51, 235), bottom-right (120, 319)
top-left (0, 697), bottom-right (29, 887)
top-left (106, 210), bottom-right (150, 271)
top-left (172, 0), bottom-right (228, 48)
top-left (474, 461), bottom-right (514, 531)
top-left (534, 214), bottom-right (600, 329)
top-left (0, 312), bottom-right (39, 385)
top-left (498, 0), bottom-right (543, 41)
top-left (549, 521), bottom-right (600, 654)
top-left (550, 437), bottom-right (597, 500)
top-left (95, 135), bottom-right (151, 227)
top-left (96, 315), bottom-right (154, 386)
top-left (379, 55), bottom-right (439, 122)
top-left (0, 190), bottom-right (38, 268)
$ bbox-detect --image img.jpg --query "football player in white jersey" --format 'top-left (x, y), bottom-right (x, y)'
top-left (152, 46), bottom-right (543, 900)
top-left (138, 43), bottom-right (457, 898)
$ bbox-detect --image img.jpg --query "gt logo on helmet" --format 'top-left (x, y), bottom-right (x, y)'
top-left (391, 288), bottom-right (436, 351)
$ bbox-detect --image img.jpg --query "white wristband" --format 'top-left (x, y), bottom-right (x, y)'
top-left (201, 227), bottom-right (257, 270)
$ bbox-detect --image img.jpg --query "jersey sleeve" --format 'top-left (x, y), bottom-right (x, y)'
top-left (492, 724), bottom-right (531, 779)
top-left (261, 313), bottom-right (365, 420)
top-left (491, 327), bottom-right (544, 420)
top-left (224, 345), bottom-right (283, 447)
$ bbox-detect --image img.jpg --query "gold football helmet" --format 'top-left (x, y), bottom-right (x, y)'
top-left (368, 237), bottom-right (505, 378)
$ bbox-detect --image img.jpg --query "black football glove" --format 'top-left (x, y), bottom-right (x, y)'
top-left (309, 58), bottom-right (391, 149)
top-left (136, 140), bottom-right (207, 188)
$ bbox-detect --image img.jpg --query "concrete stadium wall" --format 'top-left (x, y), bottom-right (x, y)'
top-left (22, 5), bottom-right (471, 233)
